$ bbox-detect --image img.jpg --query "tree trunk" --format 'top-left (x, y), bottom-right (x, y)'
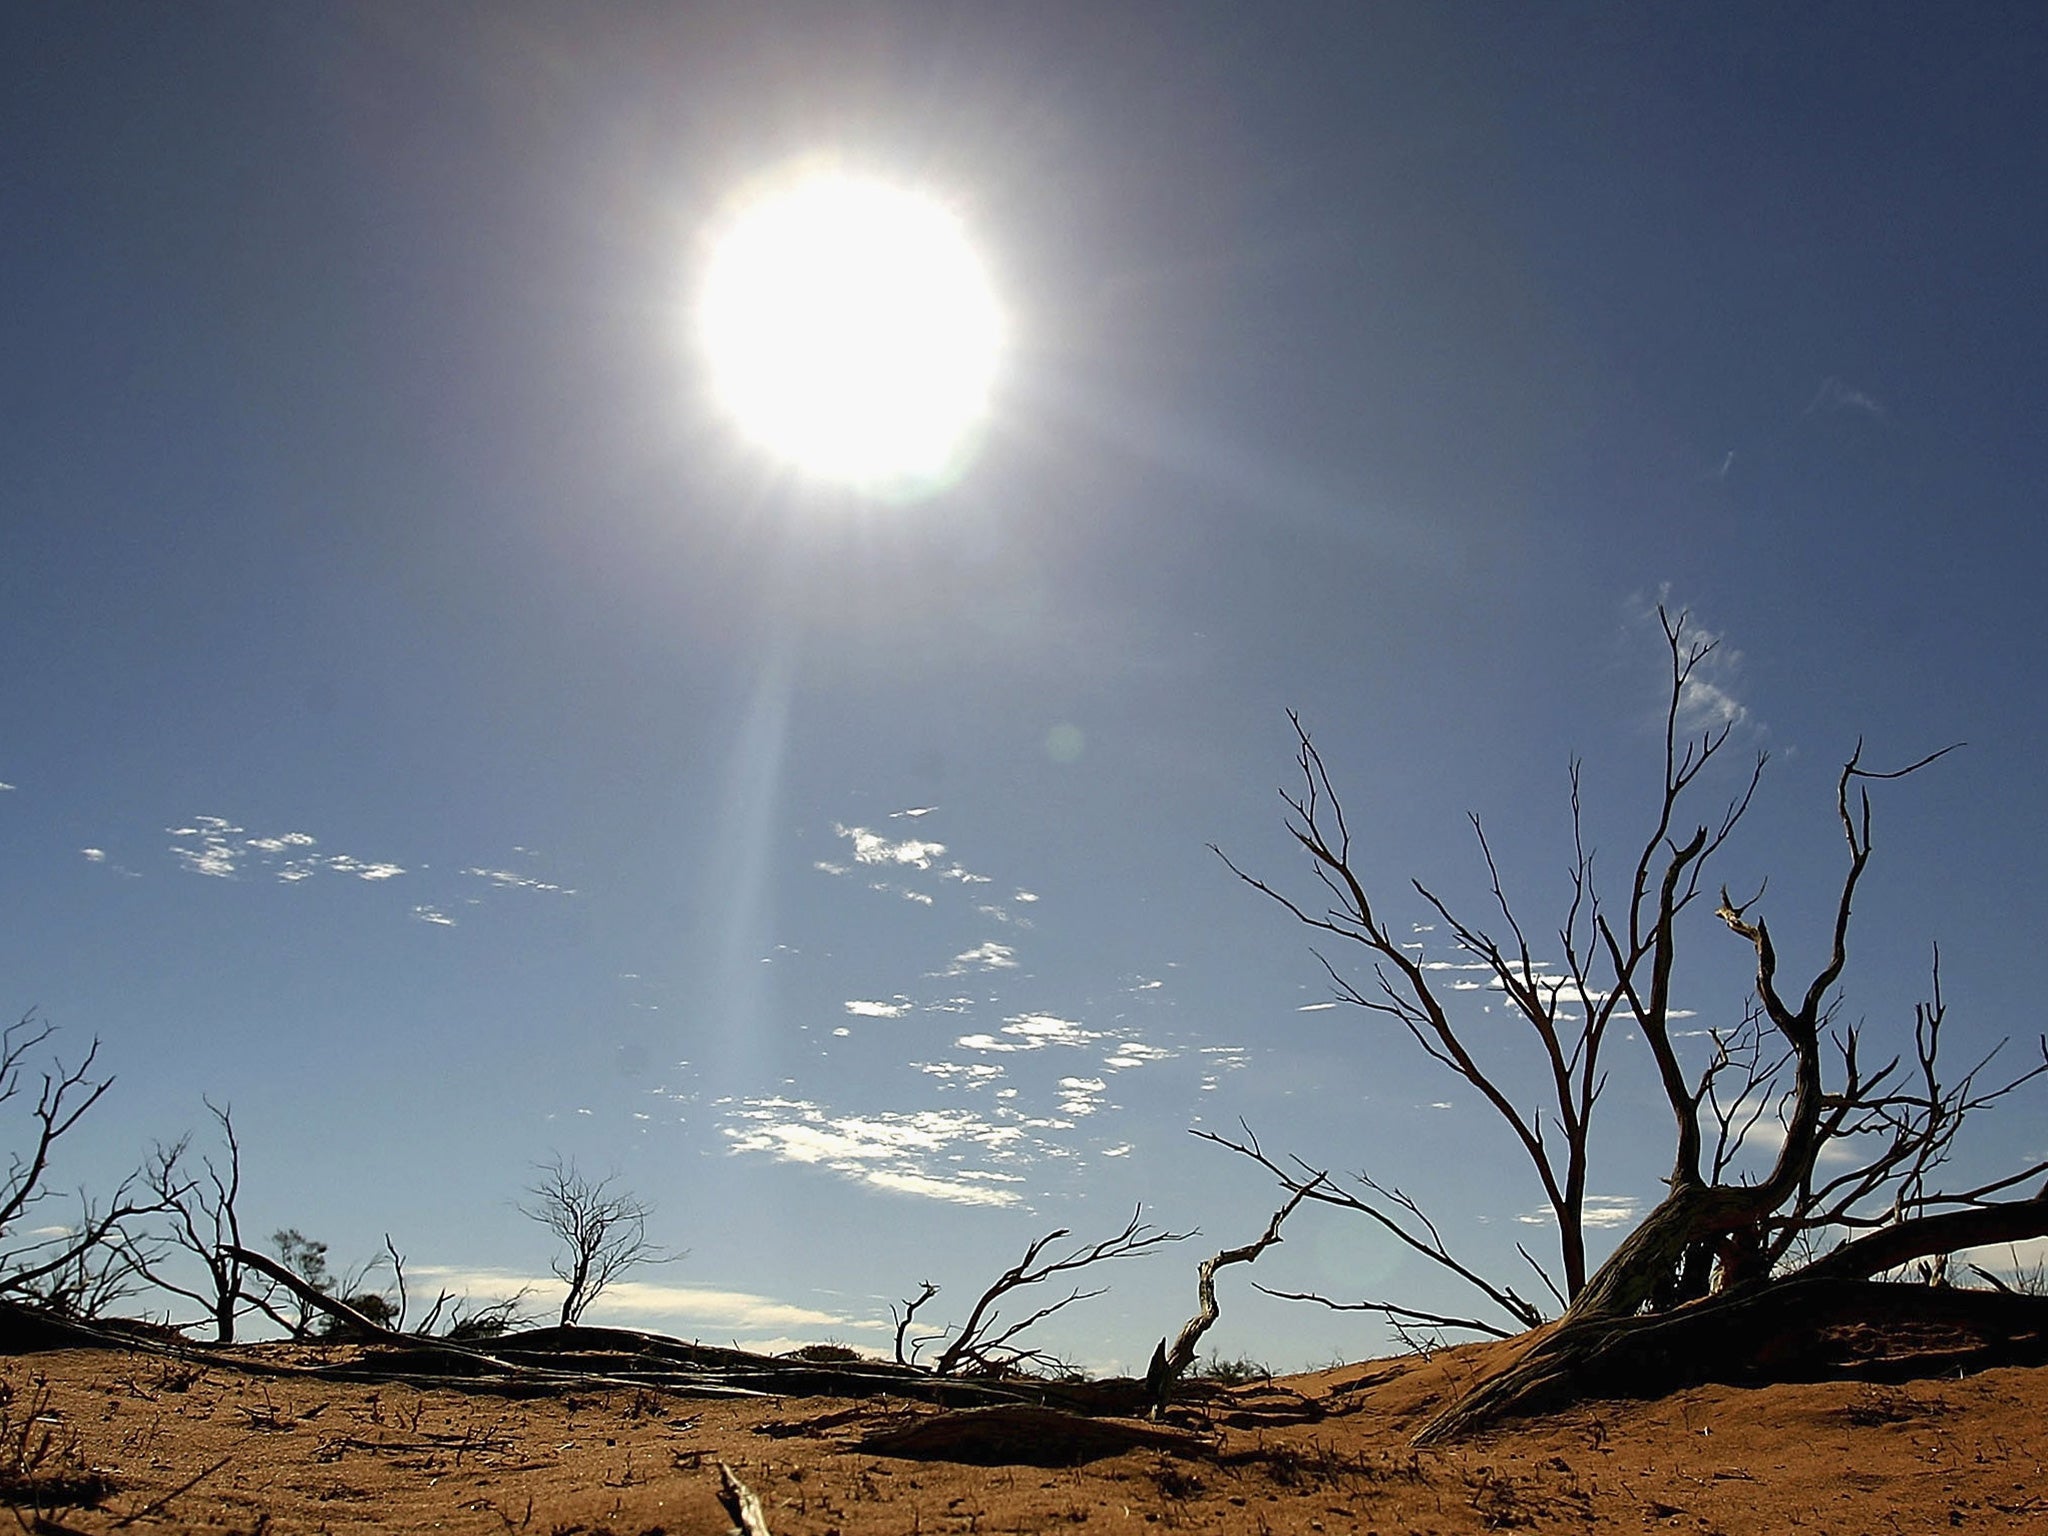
top-left (1416, 1276), bottom-right (2048, 1444)
top-left (1415, 1180), bottom-right (2048, 1443)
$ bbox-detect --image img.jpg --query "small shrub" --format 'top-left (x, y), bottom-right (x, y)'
top-left (786, 1343), bottom-right (862, 1363)
top-left (1190, 1354), bottom-right (1273, 1386)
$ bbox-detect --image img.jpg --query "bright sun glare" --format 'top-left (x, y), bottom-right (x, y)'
top-left (699, 172), bottom-right (1004, 500)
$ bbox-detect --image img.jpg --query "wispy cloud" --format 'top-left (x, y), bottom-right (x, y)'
top-left (0, 782), bottom-right (14, 792)
top-left (464, 866), bottom-right (574, 895)
top-left (722, 1097), bottom-right (1038, 1207)
top-left (1518, 1195), bottom-right (1639, 1229)
top-left (412, 904), bottom-right (457, 927)
top-left (1196, 1045), bottom-right (1251, 1094)
top-left (167, 817), bottom-right (407, 883)
top-left (80, 848), bottom-right (106, 863)
top-left (1633, 592), bottom-right (1753, 732)
top-left (869, 883), bottom-right (934, 905)
top-left (410, 1266), bottom-right (879, 1337)
top-left (1804, 375), bottom-right (1885, 419)
top-left (1678, 675), bottom-right (1747, 729)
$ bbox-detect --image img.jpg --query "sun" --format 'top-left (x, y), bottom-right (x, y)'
top-left (698, 171), bottom-right (1005, 500)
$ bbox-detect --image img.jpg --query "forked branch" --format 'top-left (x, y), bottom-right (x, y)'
top-left (930, 1206), bottom-right (1192, 1377)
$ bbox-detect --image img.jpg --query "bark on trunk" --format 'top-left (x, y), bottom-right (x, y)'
top-left (1416, 1276), bottom-right (2048, 1444)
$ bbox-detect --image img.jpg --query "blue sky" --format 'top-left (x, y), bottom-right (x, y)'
top-left (5, 4), bottom-right (2046, 1369)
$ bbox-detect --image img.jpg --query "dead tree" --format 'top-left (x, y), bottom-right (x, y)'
top-left (1219, 609), bottom-right (2048, 1440)
top-left (134, 1101), bottom-right (260, 1342)
top-left (1146, 1179), bottom-right (1320, 1413)
top-left (925, 1206), bottom-right (1192, 1377)
top-left (891, 1279), bottom-right (941, 1366)
top-left (0, 1016), bottom-right (157, 1313)
top-left (521, 1158), bottom-right (673, 1327)
top-left (223, 1244), bottom-right (407, 1342)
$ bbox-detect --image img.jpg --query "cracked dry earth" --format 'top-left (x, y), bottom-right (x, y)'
top-left (4, 1341), bottom-right (2046, 1534)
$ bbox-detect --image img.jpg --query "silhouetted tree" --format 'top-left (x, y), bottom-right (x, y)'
top-left (520, 1158), bottom-right (673, 1327)
top-left (136, 1100), bottom-right (260, 1341)
top-left (0, 1016), bottom-right (156, 1315)
top-left (1218, 610), bottom-right (2048, 1440)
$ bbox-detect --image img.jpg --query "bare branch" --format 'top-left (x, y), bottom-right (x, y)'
top-left (930, 1205), bottom-right (1191, 1377)
top-left (892, 1281), bottom-right (939, 1367)
top-left (1149, 1177), bottom-right (1323, 1411)
top-left (1194, 1124), bottom-right (1543, 1330)
top-left (520, 1158), bottom-right (677, 1327)
top-left (1252, 1285), bottom-right (1517, 1340)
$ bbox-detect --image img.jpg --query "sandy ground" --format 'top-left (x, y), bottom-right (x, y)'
top-left (3, 1339), bottom-right (2045, 1534)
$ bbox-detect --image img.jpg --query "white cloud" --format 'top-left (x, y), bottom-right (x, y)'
top-left (412, 904), bottom-right (457, 927)
top-left (1297, 1001), bottom-right (1338, 1012)
top-left (890, 806), bottom-right (936, 819)
top-left (592, 1280), bottom-right (879, 1334)
top-left (836, 824), bottom-right (946, 870)
top-left (813, 860), bottom-right (850, 876)
top-left (1102, 1040), bottom-right (1176, 1069)
top-left (168, 817), bottom-right (244, 878)
top-left (411, 1265), bottom-right (878, 1337)
top-left (1678, 677), bottom-right (1747, 729)
top-left (1518, 1195), bottom-right (1639, 1229)
top-left (80, 848), bottom-right (106, 863)
top-left (916, 1062), bottom-right (1005, 1086)
top-left (1003, 1013), bottom-right (1082, 1041)
top-left (465, 866), bottom-right (572, 895)
top-left (844, 999), bottom-right (911, 1019)
top-left (1959, 1237), bottom-right (2048, 1283)
top-left (330, 855), bottom-right (406, 881)
top-left (167, 816), bottom-right (414, 885)
top-left (1057, 1076), bottom-right (1108, 1117)
top-left (939, 863), bottom-right (991, 884)
top-left (1634, 595), bottom-right (1752, 731)
top-left (1014, 890), bottom-right (1039, 903)
top-left (956, 1013), bottom-right (1110, 1055)
top-left (723, 1099), bottom-right (1037, 1207)
top-left (936, 940), bottom-right (1017, 976)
